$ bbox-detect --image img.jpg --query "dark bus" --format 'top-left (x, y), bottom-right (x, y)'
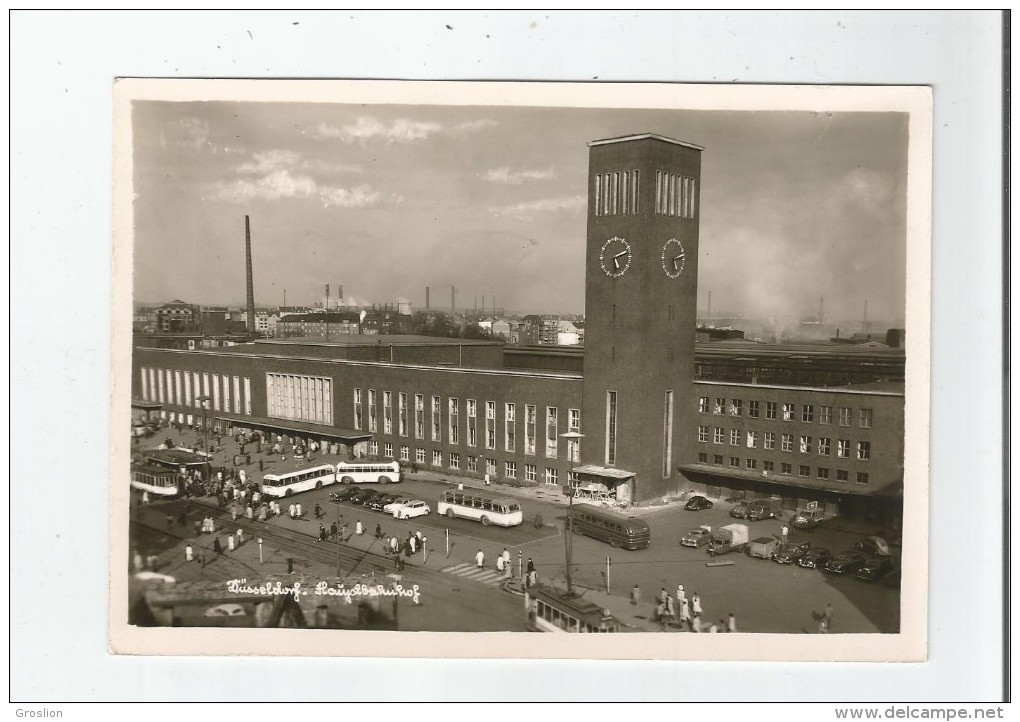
top-left (568, 503), bottom-right (651, 550)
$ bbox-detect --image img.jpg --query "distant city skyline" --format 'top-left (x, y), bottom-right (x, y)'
top-left (133, 102), bottom-right (908, 320)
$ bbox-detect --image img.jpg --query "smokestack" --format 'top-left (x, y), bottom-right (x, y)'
top-left (426, 286), bottom-right (430, 311)
top-left (325, 284), bottom-right (330, 340)
top-left (707, 290), bottom-right (712, 321)
top-left (245, 215), bottom-right (255, 334)
top-left (451, 285), bottom-right (456, 314)
top-left (339, 283), bottom-right (344, 305)
top-left (481, 295), bottom-right (485, 313)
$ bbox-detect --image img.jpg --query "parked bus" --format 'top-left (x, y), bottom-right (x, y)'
top-left (525, 585), bottom-right (620, 633)
top-left (131, 463), bottom-right (180, 497)
top-left (437, 488), bottom-right (523, 527)
top-left (568, 503), bottom-right (651, 550)
top-left (261, 464), bottom-right (337, 498)
top-left (335, 460), bottom-right (401, 485)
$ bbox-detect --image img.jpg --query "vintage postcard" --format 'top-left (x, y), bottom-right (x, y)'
top-left (110, 79), bottom-right (931, 660)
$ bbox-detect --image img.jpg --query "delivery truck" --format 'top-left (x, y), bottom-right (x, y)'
top-left (707, 523), bottom-right (749, 556)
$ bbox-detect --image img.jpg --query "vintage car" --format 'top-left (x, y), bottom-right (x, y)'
top-left (855, 556), bottom-right (896, 582)
top-left (729, 501), bottom-right (751, 519)
top-left (772, 540), bottom-right (812, 565)
top-left (385, 499), bottom-right (431, 520)
top-left (797, 547), bottom-right (833, 569)
top-left (822, 551), bottom-right (868, 575)
top-left (684, 495), bottom-right (714, 511)
top-left (680, 528), bottom-right (713, 548)
top-left (791, 507), bottom-right (826, 530)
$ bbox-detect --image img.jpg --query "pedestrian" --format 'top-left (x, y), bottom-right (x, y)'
top-left (728, 613), bottom-right (737, 633)
top-left (198, 550), bottom-right (207, 568)
top-left (781, 524), bottom-right (789, 542)
top-left (356, 520), bottom-right (364, 536)
top-left (484, 473), bottom-right (491, 486)
top-left (185, 545), bottom-right (194, 562)
top-left (666, 595), bottom-right (676, 628)
top-left (288, 503), bottom-right (296, 519)
top-left (502, 548), bottom-right (511, 568)
top-left (213, 537), bottom-right (222, 554)
top-left (475, 549), bottom-right (485, 568)
top-left (330, 521), bottom-right (338, 539)
top-left (420, 534), bottom-right (427, 554)
top-left (676, 584), bottom-right (685, 605)
top-left (457, 482), bottom-right (464, 490)
top-left (314, 503), bottom-right (322, 520)
top-left (141, 491), bottom-right (150, 505)
top-left (823, 603), bottom-right (834, 631)
top-left (318, 524), bottom-right (327, 542)
top-left (231, 506), bottom-right (238, 521)
top-left (258, 505), bottom-right (267, 522)
top-left (237, 528), bottom-right (244, 545)
top-left (177, 511), bottom-right (187, 527)
top-left (657, 601), bottom-right (669, 631)
top-left (227, 535), bottom-right (235, 552)
top-left (659, 587), bottom-right (669, 605)
top-left (194, 519), bottom-right (203, 536)
top-left (374, 523), bottom-right (383, 540)
top-left (496, 555), bottom-right (505, 574)
top-left (527, 557), bottom-right (535, 576)
top-left (390, 536), bottom-right (399, 554)
top-left (503, 561), bottom-right (512, 579)
top-left (692, 592), bottom-right (703, 617)
top-left (819, 617), bottom-right (829, 634)
top-left (245, 505), bottom-right (253, 520)
top-left (408, 534), bottom-right (417, 555)
top-left (295, 503), bottom-right (303, 518)
top-left (692, 615), bottom-right (702, 633)
top-left (680, 598), bottom-right (691, 629)
top-left (630, 584), bottom-right (641, 606)
top-left (259, 459), bottom-right (264, 472)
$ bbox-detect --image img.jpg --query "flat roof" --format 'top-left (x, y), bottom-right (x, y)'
top-left (694, 379), bottom-right (904, 396)
top-left (588, 133), bottom-right (704, 151)
top-left (257, 335), bottom-right (501, 347)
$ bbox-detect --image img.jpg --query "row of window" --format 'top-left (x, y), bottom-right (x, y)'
top-left (267, 373), bottom-right (332, 425)
top-left (698, 397), bottom-right (873, 428)
top-left (697, 427), bottom-right (872, 460)
top-left (140, 367), bottom-right (252, 416)
top-left (654, 170), bottom-right (697, 218)
top-left (593, 170), bottom-right (640, 217)
top-left (354, 390), bottom-right (581, 461)
top-left (366, 440), bottom-right (562, 485)
top-left (695, 452), bottom-right (870, 484)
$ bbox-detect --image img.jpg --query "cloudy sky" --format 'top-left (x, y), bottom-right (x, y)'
top-left (132, 101), bottom-right (907, 322)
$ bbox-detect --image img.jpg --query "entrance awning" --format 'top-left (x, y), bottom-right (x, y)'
top-left (679, 462), bottom-right (885, 498)
top-left (131, 399), bottom-right (163, 410)
top-left (213, 413), bottom-right (373, 444)
top-left (573, 465), bottom-right (635, 483)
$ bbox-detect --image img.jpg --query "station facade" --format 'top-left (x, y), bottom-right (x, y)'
top-left (131, 133), bottom-right (904, 520)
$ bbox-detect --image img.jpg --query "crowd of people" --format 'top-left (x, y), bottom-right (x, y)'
top-left (628, 583), bottom-right (739, 633)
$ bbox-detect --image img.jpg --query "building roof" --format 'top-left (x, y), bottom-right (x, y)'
top-left (588, 133), bottom-right (704, 151)
top-left (255, 335), bottom-right (501, 348)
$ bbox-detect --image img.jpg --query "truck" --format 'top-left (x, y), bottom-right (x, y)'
top-left (748, 536), bottom-right (781, 559)
top-left (707, 523), bottom-right (749, 556)
top-left (747, 497), bottom-right (783, 521)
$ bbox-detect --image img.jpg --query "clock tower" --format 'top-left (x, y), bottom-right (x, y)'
top-left (579, 133), bottom-right (703, 503)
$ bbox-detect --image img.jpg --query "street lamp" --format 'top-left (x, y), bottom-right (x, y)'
top-left (328, 492), bottom-right (344, 578)
top-left (196, 395), bottom-right (211, 484)
top-left (560, 431), bottom-right (584, 595)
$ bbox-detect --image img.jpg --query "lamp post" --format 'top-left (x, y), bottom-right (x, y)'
top-left (560, 431), bottom-right (584, 595)
top-left (196, 395), bottom-right (211, 484)
top-left (257, 538), bottom-right (263, 564)
top-left (329, 493), bottom-right (344, 578)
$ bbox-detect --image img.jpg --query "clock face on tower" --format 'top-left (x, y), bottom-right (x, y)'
top-left (661, 238), bottom-right (686, 279)
top-left (599, 236), bottom-right (632, 278)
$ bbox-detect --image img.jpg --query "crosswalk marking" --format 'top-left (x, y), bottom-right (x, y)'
top-left (440, 562), bottom-right (504, 587)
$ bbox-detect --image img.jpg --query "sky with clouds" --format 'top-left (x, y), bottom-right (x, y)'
top-left (132, 101), bottom-right (908, 322)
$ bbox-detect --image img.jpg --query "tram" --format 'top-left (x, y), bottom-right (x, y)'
top-left (525, 585), bottom-right (620, 633)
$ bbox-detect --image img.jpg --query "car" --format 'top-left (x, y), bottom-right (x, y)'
top-left (791, 508), bottom-right (826, 530)
top-left (680, 528), bottom-right (712, 548)
top-left (854, 536), bottom-right (891, 557)
top-left (729, 501), bottom-right (751, 519)
top-left (382, 498), bottom-right (412, 514)
top-left (330, 487), bottom-right (360, 502)
top-left (685, 495), bottom-right (713, 511)
top-left (855, 556), bottom-right (896, 582)
top-left (349, 488), bottom-right (379, 505)
top-left (797, 547), bottom-right (832, 569)
top-left (387, 499), bottom-right (431, 520)
top-left (366, 494), bottom-right (398, 512)
top-left (822, 551), bottom-right (868, 575)
top-left (772, 540), bottom-right (812, 565)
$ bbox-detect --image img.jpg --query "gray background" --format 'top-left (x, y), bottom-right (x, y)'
top-left (10, 10), bottom-right (1005, 702)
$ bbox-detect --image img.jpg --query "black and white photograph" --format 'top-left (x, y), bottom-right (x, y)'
top-left (109, 79), bottom-right (931, 661)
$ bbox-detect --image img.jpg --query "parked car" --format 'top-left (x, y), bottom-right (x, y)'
top-left (386, 499), bottom-right (431, 520)
top-left (365, 494), bottom-right (398, 512)
top-left (349, 488), bottom-right (380, 505)
top-left (332, 486), bottom-right (361, 502)
top-left (680, 528), bottom-right (713, 548)
top-left (822, 551), bottom-right (868, 575)
top-left (747, 498), bottom-right (783, 521)
top-left (729, 501), bottom-right (751, 519)
top-left (855, 556), bottom-right (896, 582)
top-left (791, 507), bottom-right (826, 530)
top-left (772, 540), bottom-right (811, 565)
top-left (685, 495), bottom-right (713, 511)
top-left (797, 547), bottom-right (832, 569)
top-left (382, 498), bottom-right (412, 514)
top-left (854, 536), bottom-right (891, 557)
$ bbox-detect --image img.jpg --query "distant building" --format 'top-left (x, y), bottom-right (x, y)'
top-left (155, 300), bottom-right (200, 333)
top-left (278, 311), bottom-right (361, 338)
top-left (521, 315), bottom-right (560, 345)
top-left (696, 326), bottom-right (745, 342)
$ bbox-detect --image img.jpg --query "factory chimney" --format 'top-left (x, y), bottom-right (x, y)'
top-left (245, 215), bottom-right (255, 334)
top-left (426, 286), bottom-right (431, 311)
top-left (451, 285), bottom-right (456, 314)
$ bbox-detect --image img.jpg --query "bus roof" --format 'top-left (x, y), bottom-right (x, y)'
top-left (445, 488), bottom-right (516, 504)
top-left (571, 503), bottom-right (643, 522)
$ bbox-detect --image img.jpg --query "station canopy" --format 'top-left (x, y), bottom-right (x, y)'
top-left (214, 413), bottom-right (372, 444)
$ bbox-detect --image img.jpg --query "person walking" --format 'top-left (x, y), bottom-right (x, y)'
top-left (657, 601), bottom-right (669, 631)
top-left (475, 549), bottom-right (485, 568)
top-left (288, 503), bottom-right (296, 519)
top-left (728, 613), bottom-right (737, 633)
top-left (212, 537), bottom-right (222, 555)
top-left (318, 524), bottom-right (327, 543)
top-left (237, 528), bottom-right (244, 546)
top-left (185, 545), bottom-right (194, 562)
top-left (658, 587), bottom-right (669, 606)
top-left (502, 548), bottom-right (511, 569)
top-left (666, 595), bottom-right (676, 629)
top-left (680, 597), bottom-right (691, 630)
top-left (330, 521), bottom-right (338, 540)
top-left (314, 503), bottom-right (322, 520)
top-left (390, 536), bottom-right (399, 555)
top-left (630, 584), bottom-right (641, 606)
top-left (676, 584), bottom-right (685, 606)
top-left (231, 505), bottom-right (238, 521)
top-left (245, 505), bottom-right (253, 520)
top-left (356, 520), bottom-right (364, 536)
top-left (409, 534), bottom-right (417, 555)
top-left (691, 614), bottom-right (702, 633)
top-left (692, 592), bottom-right (703, 618)
top-left (781, 524), bottom-right (789, 542)
top-left (295, 503), bottom-right (303, 519)
top-left (227, 535), bottom-right (235, 552)
top-left (496, 555), bottom-right (505, 574)
top-left (823, 602), bottom-right (834, 631)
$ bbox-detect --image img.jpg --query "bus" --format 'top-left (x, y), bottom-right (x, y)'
top-left (131, 463), bottom-right (181, 497)
top-left (437, 488), bottom-right (523, 527)
top-left (335, 460), bottom-right (401, 485)
top-left (569, 503), bottom-right (651, 550)
top-left (261, 464), bottom-right (337, 497)
top-left (525, 585), bottom-right (620, 633)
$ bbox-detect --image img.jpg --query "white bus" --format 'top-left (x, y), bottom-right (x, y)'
top-left (437, 488), bottom-right (523, 527)
top-left (335, 460), bottom-right (401, 485)
top-left (261, 464), bottom-right (337, 497)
